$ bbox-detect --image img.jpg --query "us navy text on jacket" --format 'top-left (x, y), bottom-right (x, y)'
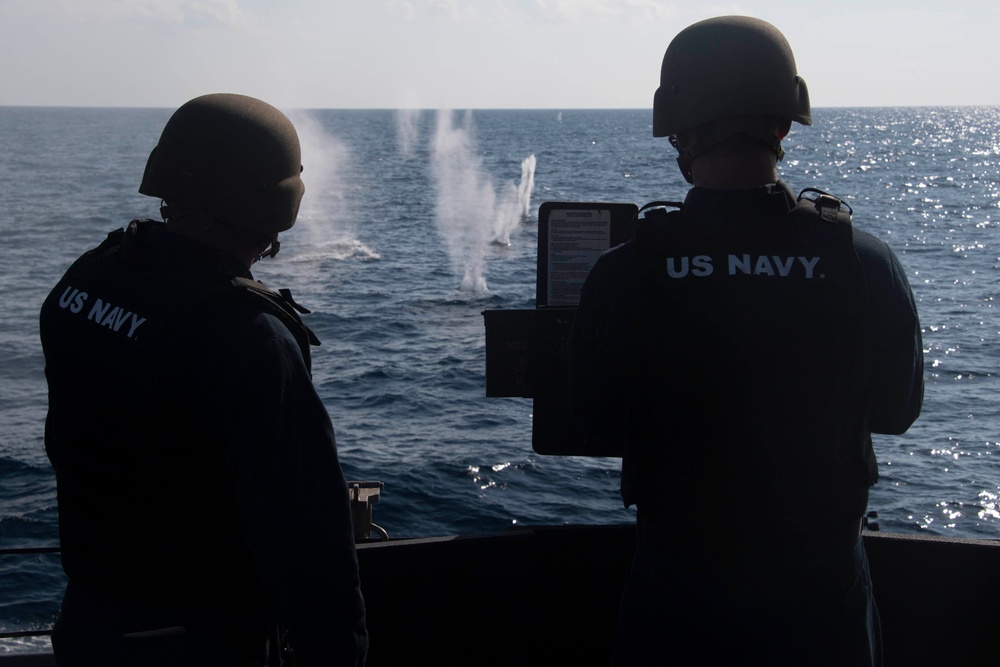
top-left (57, 286), bottom-right (148, 339)
top-left (663, 254), bottom-right (822, 279)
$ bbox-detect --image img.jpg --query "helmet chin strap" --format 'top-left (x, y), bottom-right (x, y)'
top-left (160, 202), bottom-right (179, 221)
top-left (256, 237), bottom-right (280, 262)
top-left (670, 136), bottom-right (696, 184)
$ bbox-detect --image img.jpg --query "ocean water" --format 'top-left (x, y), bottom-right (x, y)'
top-left (1, 106), bottom-right (998, 643)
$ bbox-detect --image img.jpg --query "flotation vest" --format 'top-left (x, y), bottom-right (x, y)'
top-left (40, 220), bottom-right (319, 607)
top-left (619, 186), bottom-right (875, 531)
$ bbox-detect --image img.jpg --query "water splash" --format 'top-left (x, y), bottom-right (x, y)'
top-left (430, 110), bottom-right (536, 291)
top-left (288, 239), bottom-right (381, 263)
top-left (518, 154), bottom-right (536, 220)
top-left (492, 154), bottom-right (534, 246)
top-left (430, 109), bottom-right (495, 293)
top-left (492, 181), bottom-right (522, 247)
top-left (284, 110), bottom-right (366, 256)
top-left (395, 108), bottom-right (422, 159)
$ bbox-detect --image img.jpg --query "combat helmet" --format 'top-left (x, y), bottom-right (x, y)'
top-left (653, 16), bottom-right (810, 136)
top-left (653, 16), bottom-right (810, 178)
top-left (139, 93), bottom-right (304, 234)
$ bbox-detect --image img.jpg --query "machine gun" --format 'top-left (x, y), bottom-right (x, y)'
top-left (483, 201), bottom-right (637, 457)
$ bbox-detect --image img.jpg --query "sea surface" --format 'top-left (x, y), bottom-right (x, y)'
top-left (1, 106), bottom-right (998, 646)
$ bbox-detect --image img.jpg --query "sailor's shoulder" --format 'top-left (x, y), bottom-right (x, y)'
top-left (793, 187), bottom-right (854, 225)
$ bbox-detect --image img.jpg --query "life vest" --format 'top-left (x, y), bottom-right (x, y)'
top-left (40, 219), bottom-right (319, 607)
top-left (618, 186), bottom-right (875, 530)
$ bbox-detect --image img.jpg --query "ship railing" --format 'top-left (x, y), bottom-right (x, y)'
top-left (0, 480), bottom-right (386, 645)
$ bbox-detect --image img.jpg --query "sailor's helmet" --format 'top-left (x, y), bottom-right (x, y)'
top-left (652, 16), bottom-right (811, 138)
top-left (139, 93), bottom-right (304, 234)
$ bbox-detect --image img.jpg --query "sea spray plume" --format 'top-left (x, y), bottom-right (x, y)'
top-left (285, 111), bottom-right (350, 242)
top-left (492, 181), bottom-right (521, 246)
top-left (430, 109), bottom-right (495, 292)
top-left (518, 154), bottom-right (536, 219)
top-left (491, 154), bottom-right (537, 246)
top-left (284, 111), bottom-right (378, 260)
top-left (396, 108), bottom-right (421, 158)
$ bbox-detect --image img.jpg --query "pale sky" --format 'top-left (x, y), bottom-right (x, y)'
top-left (1, 0), bottom-right (997, 109)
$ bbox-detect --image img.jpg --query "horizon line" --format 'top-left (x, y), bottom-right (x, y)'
top-left (1, 104), bottom-right (998, 111)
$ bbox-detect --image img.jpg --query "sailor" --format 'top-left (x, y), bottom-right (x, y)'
top-left (568, 17), bottom-right (923, 666)
top-left (40, 94), bottom-right (368, 665)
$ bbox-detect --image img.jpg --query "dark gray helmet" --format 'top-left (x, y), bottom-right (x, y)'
top-left (652, 16), bottom-right (811, 138)
top-left (139, 93), bottom-right (304, 234)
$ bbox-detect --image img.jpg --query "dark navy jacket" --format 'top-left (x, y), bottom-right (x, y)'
top-left (569, 182), bottom-right (923, 535)
top-left (40, 220), bottom-right (367, 664)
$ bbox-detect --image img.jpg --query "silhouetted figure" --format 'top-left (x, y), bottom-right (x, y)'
top-left (569, 17), bottom-right (922, 666)
top-left (41, 94), bottom-right (367, 666)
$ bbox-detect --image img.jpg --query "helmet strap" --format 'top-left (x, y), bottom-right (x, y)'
top-left (671, 139), bottom-right (696, 185)
top-left (160, 201), bottom-right (176, 221)
top-left (256, 236), bottom-right (281, 262)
